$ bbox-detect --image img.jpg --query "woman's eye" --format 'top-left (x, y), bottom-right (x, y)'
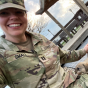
top-left (0, 12), bottom-right (9, 16)
top-left (16, 11), bottom-right (25, 16)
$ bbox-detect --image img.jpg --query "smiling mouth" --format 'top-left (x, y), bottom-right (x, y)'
top-left (8, 24), bottom-right (22, 27)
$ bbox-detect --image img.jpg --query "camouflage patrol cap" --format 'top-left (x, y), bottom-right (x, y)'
top-left (0, 0), bottom-right (26, 11)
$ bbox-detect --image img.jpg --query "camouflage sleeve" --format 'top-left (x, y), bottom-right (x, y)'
top-left (37, 33), bottom-right (86, 65)
top-left (0, 54), bottom-right (7, 88)
top-left (0, 69), bottom-right (7, 88)
top-left (59, 48), bottom-right (86, 64)
top-left (0, 54), bottom-right (13, 88)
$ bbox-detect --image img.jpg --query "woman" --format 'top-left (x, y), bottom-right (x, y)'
top-left (0, 0), bottom-right (88, 88)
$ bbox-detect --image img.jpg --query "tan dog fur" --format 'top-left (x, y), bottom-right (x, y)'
top-left (75, 58), bottom-right (88, 75)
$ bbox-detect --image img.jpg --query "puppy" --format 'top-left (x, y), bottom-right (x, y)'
top-left (75, 60), bottom-right (88, 75)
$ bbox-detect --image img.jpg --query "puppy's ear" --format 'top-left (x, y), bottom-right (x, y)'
top-left (83, 61), bottom-right (88, 71)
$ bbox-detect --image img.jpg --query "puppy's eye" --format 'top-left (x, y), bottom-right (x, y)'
top-left (77, 67), bottom-right (80, 71)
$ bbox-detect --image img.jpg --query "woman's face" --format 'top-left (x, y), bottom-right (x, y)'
top-left (0, 8), bottom-right (27, 38)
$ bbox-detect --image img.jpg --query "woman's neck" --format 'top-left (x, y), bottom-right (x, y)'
top-left (5, 34), bottom-right (27, 43)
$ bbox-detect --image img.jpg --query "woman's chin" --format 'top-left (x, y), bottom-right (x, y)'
top-left (10, 32), bottom-right (24, 37)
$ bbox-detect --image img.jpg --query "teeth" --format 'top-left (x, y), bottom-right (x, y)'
top-left (9, 24), bottom-right (21, 27)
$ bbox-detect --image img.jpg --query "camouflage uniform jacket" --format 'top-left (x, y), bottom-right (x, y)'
top-left (0, 32), bottom-right (86, 88)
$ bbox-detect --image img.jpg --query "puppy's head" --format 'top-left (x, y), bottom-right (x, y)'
top-left (75, 61), bottom-right (88, 75)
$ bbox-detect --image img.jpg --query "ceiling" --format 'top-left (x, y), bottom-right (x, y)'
top-left (36, 0), bottom-right (59, 15)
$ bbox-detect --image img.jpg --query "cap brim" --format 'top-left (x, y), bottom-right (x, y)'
top-left (0, 3), bottom-right (26, 11)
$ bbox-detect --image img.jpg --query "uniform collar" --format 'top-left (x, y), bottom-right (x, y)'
top-left (0, 32), bottom-right (42, 51)
top-left (28, 32), bottom-right (42, 46)
top-left (0, 36), bottom-right (19, 51)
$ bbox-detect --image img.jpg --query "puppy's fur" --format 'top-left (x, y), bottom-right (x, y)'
top-left (75, 59), bottom-right (88, 75)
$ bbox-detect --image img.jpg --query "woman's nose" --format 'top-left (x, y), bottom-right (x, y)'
top-left (9, 13), bottom-right (19, 20)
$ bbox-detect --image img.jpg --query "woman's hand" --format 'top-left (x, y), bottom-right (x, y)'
top-left (84, 44), bottom-right (88, 53)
